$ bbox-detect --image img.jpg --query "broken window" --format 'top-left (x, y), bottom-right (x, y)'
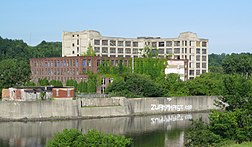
top-left (94, 47), bottom-right (100, 53)
top-left (110, 40), bottom-right (116, 46)
top-left (166, 48), bottom-right (172, 54)
top-left (133, 42), bottom-right (138, 47)
top-left (125, 41), bottom-right (131, 47)
top-left (196, 55), bottom-right (200, 61)
top-left (166, 41), bottom-right (172, 47)
top-left (174, 48), bottom-right (180, 54)
top-left (102, 47), bottom-right (108, 53)
top-left (158, 42), bottom-right (164, 47)
top-left (202, 41), bottom-right (207, 47)
top-left (125, 48), bottom-right (131, 54)
top-left (174, 41), bottom-right (180, 46)
top-left (196, 70), bottom-right (200, 75)
top-left (202, 56), bottom-right (206, 61)
top-left (202, 49), bottom-right (207, 54)
top-left (158, 49), bottom-right (164, 54)
top-left (202, 63), bottom-right (206, 68)
top-left (196, 63), bottom-right (200, 68)
top-left (118, 41), bottom-right (124, 46)
top-left (118, 48), bottom-right (123, 53)
top-left (189, 70), bottom-right (194, 75)
top-left (110, 48), bottom-right (116, 53)
top-left (196, 48), bottom-right (200, 54)
top-left (94, 39), bottom-right (100, 45)
top-left (102, 40), bottom-right (108, 46)
top-left (133, 49), bottom-right (138, 54)
top-left (151, 42), bottom-right (157, 48)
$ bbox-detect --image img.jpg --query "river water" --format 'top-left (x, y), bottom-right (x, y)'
top-left (0, 113), bottom-right (208, 147)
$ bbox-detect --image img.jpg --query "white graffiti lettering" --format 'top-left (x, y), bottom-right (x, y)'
top-left (166, 98), bottom-right (172, 101)
top-left (151, 114), bottom-right (193, 125)
top-left (150, 104), bottom-right (192, 111)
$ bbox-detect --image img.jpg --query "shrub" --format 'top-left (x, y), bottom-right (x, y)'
top-left (184, 118), bottom-right (222, 147)
top-left (46, 129), bottom-right (132, 147)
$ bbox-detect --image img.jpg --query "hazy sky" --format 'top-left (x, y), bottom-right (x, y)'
top-left (0, 0), bottom-right (251, 54)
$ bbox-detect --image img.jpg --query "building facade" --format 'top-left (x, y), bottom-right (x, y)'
top-left (166, 59), bottom-right (188, 81)
top-left (30, 56), bottom-right (130, 84)
top-left (30, 56), bottom-right (188, 93)
top-left (62, 30), bottom-right (208, 79)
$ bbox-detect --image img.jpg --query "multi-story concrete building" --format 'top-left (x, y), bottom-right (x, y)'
top-left (62, 30), bottom-right (208, 79)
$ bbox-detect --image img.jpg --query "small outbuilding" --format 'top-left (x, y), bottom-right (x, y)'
top-left (1, 86), bottom-right (75, 101)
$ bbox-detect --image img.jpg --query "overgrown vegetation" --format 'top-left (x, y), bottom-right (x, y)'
top-left (46, 129), bottom-right (132, 147)
top-left (185, 74), bottom-right (252, 146)
top-left (0, 37), bottom-right (61, 98)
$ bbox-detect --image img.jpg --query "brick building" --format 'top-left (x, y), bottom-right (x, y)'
top-left (30, 56), bottom-right (130, 84)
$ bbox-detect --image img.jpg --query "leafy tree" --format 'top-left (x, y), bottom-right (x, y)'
top-left (222, 53), bottom-right (252, 77)
top-left (46, 129), bottom-right (132, 147)
top-left (0, 59), bottom-right (31, 88)
top-left (66, 79), bottom-right (78, 91)
top-left (208, 53), bottom-right (226, 67)
top-left (106, 73), bottom-right (163, 97)
top-left (209, 109), bottom-right (252, 143)
top-left (24, 81), bottom-right (36, 86)
top-left (49, 80), bottom-right (63, 87)
top-left (157, 73), bottom-right (189, 96)
top-left (86, 72), bottom-right (97, 93)
top-left (28, 41), bottom-right (62, 58)
top-left (187, 73), bottom-right (224, 96)
top-left (38, 78), bottom-right (49, 86)
top-left (83, 43), bottom-right (95, 56)
top-left (185, 118), bottom-right (222, 147)
top-left (217, 74), bottom-right (252, 110)
top-left (141, 45), bottom-right (158, 58)
top-left (77, 80), bottom-right (87, 93)
top-left (186, 74), bottom-right (252, 145)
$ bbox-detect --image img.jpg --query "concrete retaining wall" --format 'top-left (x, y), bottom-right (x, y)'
top-left (0, 96), bottom-right (218, 120)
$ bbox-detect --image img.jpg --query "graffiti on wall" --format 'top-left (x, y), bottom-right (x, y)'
top-left (150, 97), bottom-right (192, 111)
top-left (151, 114), bottom-right (192, 125)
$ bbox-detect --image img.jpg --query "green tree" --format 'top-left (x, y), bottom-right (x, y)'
top-left (38, 78), bottom-right (49, 86)
top-left (0, 59), bottom-right (31, 98)
top-left (222, 53), bottom-right (252, 77)
top-left (49, 80), bottom-right (63, 87)
top-left (83, 43), bottom-right (95, 56)
top-left (46, 129), bottom-right (132, 147)
top-left (66, 79), bottom-right (78, 91)
top-left (141, 45), bottom-right (158, 58)
top-left (0, 59), bottom-right (31, 88)
top-left (157, 73), bottom-right (189, 96)
top-left (86, 72), bottom-right (97, 93)
top-left (187, 73), bottom-right (224, 96)
top-left (106, 73), bottom-right (163, 97)
top-left (185, 118), bottom-right (222, 147)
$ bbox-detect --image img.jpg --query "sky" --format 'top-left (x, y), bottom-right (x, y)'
top-left (0, 0), bottom-right (252, 54)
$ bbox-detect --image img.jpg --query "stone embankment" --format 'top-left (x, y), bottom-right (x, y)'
top-left (0, 96), bottom-right (218, 121)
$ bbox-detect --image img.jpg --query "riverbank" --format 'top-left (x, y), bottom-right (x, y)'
top-left (0, 96), bottom-right (218, 121)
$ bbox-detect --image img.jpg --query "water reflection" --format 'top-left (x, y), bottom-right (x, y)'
top-left (0, 113), bottom-right (208, 147)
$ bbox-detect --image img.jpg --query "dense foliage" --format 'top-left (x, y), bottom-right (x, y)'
top-left (46, 129), bottom-right (132, 147)
top-left (106, 73), bottom-right (163, 97)
top-left (185, 74), bottom-right (252, 146)
top-left (0, 37), bottom-right (61, 98)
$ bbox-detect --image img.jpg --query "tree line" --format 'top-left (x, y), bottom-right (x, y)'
top-left (0, 37), bottom-right (61, 97)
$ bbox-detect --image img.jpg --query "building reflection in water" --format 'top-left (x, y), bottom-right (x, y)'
top-left (0, 113), bottom-right (208, 147)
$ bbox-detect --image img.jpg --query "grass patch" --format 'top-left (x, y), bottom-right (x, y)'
top-left (222, 142), bottom-right (252, 147)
